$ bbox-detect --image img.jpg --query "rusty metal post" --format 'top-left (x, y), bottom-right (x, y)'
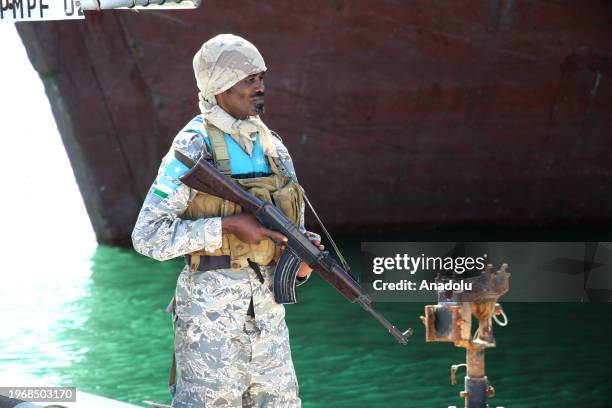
top-left (421, 264), bottom-right (510, 408)
top-left (463, 347), bottom-right (489, 408)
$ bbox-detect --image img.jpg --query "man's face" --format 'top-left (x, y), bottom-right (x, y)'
top-left (216, 72), bottom-right (266, 119)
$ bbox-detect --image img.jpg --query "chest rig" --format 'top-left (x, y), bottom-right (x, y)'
top-left (181, 122), bottom-right (303, 271)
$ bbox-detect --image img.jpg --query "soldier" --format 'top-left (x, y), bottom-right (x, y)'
top-left (132, 34), bottom-right (322, 407)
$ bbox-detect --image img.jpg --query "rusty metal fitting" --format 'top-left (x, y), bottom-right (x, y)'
top-left (450, 363), bottom-right (466, 385)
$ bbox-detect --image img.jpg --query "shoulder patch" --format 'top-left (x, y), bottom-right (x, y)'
top-left (163, 158), bottom-right (190, 179)
top-left (152, 158), bottom-right (190, 198)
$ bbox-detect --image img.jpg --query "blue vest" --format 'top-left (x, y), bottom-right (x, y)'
top-left (182, 115), bottom-right (272, 176)
top-left (202, 133), bottom-right (272, 176)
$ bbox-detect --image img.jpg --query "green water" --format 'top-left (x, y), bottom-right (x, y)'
top-left (1, 245), bottom-right (610, 407)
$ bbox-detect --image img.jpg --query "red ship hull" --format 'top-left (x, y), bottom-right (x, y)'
top-left (17, 0), bottom-right (612, 244)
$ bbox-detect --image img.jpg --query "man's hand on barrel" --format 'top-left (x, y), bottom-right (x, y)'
top-left (297, 231), bottom-right (324, 278)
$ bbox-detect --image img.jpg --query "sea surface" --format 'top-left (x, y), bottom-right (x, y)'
top-left (0, 243), bottom-right (610, 408)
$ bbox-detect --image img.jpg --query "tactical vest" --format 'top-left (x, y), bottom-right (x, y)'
top-left (181, 122), bottom-right (303, 271)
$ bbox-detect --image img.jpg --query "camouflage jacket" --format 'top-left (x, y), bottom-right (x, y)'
top-left (132, 115), bottom-right (305, 262)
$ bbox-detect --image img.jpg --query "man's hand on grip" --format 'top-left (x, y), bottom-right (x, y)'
top-left (221, 213), bottom-right (288, 244)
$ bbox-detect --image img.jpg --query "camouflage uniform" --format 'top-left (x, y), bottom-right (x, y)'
top-left (132, 119), bottom-right (304, 407)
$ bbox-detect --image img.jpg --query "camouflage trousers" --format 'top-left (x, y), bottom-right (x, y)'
top-left (171, 265), bottom-right (301, 408)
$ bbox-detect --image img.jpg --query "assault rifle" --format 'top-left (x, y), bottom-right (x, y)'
top-left (178, 155), bottom-right (413, 345)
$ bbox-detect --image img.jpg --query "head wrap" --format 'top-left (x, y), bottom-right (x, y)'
top-left (193, 34), bottom-right (277, 157)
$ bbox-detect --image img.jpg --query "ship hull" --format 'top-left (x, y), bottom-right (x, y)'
top-left (17, 0), bottom-right (612, 244)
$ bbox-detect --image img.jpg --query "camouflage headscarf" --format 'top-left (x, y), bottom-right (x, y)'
top-left (193, 34), bottom-right (277, 157)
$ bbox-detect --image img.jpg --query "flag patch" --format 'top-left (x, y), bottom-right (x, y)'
top-left (152, 178), bottom-right (174, 198)
top-left (163, 158), bottom-right (190, 179)
top-left (152, 158), bottom-right (190, 198)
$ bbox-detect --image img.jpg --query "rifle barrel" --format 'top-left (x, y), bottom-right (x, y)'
top-left (357, 296), bottom-right (413, 345)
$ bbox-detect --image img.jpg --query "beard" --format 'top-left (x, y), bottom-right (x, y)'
top-left (253, 101), bottom-right (266, 116)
